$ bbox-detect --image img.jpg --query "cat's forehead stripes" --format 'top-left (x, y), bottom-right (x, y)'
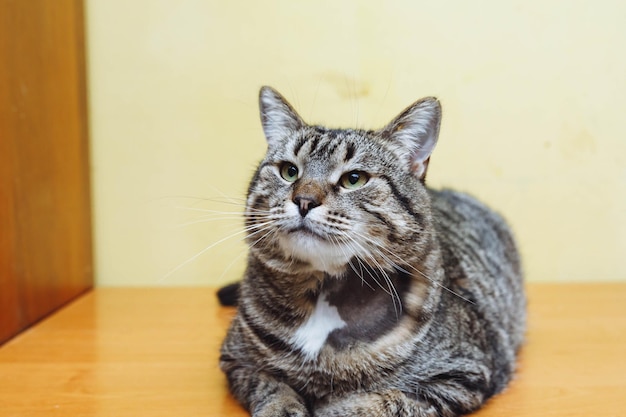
top-left (290, 128), bottom-right (367, 166)
top-left (292, 134), bottom-right (308, 157)
top-left (344, 142), bottom-right (356, 162)
top-left (293, 129), bottom-right (337, 158)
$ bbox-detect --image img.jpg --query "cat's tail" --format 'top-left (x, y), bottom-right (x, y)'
top-left (217, 282), bottom-right (240, 306)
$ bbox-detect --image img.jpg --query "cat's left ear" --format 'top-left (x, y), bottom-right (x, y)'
top-left (259, 86), bottom-right (306, 147)
top-left (379, 97), bottom-right (441, 179)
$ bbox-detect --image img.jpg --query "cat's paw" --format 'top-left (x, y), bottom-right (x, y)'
top-left (253, 398), bottom-right (310, 417)
top-left (314, 390), bottom-right (431, 417)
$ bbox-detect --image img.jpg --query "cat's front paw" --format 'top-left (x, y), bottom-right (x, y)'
top-left (253, 398), bottom-right (310, 417)
top-left (314, 390), bottom-right (431, 417)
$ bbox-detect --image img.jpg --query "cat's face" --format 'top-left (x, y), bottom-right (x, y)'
top-left (245, 87), bottom-right (441, 276)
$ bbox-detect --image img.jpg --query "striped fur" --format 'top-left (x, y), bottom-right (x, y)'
top-left (219, 86), bottom-right (526, 417)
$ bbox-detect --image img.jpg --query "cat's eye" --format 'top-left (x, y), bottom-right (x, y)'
top-left (279, 162), bottom-right (299, 182)
top-left (339, 171), bottom-right (369, 190)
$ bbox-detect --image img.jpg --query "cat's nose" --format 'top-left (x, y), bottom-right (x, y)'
top-left (293, 196), bottom-right (320, 217)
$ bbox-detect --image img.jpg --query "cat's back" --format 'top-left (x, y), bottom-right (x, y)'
top-left (429, 188), bottom-right (525, 350)
top-left (429, 189), bottom-right (519, 264)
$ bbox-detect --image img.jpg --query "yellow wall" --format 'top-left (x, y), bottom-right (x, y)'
top-left (86, 0), bottom-right (626, 286)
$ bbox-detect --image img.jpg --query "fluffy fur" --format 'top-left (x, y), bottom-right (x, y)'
top-left (219, 86), bottom-right (526, 417)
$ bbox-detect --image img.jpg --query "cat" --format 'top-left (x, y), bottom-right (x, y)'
top-left (218, 86), bottom-right (526, 417)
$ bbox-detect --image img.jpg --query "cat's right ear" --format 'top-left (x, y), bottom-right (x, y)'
top-left (259, 86), bottom-right (305, 147)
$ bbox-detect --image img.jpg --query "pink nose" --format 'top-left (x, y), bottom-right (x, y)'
top-left (293, 196), bottom-right (320, 217)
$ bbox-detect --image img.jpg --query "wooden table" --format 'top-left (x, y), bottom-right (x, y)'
top-left (0, 284), bottom-right (624, 416)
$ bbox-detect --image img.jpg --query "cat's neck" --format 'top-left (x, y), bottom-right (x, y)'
top-left (243, 246), bottom-right (444, 315)
top-left (244, 252), bottom-right (324, 304)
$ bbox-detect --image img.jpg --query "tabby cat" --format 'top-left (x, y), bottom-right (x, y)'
top-left (218, 86), bottom-right (525, 417)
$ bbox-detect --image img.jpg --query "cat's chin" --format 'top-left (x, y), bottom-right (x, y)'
top-left (278, 231), bottom-right (351, 277)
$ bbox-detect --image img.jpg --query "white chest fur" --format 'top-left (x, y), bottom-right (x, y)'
top-left (290, 294), bottom-right (346, 360)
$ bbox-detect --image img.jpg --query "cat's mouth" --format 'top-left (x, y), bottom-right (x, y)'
top-left (287, 225), bottom-right (327, 241)
top-left (279, 224), bottom-right (351, 275)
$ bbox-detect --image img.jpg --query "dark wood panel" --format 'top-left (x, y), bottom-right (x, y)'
top-left (0, 0), bottom-right (93, 344)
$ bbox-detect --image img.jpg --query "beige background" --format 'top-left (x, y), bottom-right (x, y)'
top-left (86, 0), bottom-right (626, 286)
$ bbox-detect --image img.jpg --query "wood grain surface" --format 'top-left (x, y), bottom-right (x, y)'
top-left (0, 283), bottom-right (624, 416)
top-left (0, 0), bottom-right (92, 344)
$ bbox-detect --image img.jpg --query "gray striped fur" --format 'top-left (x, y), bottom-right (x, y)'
top-left (219, 86), bottom-right (525, 417)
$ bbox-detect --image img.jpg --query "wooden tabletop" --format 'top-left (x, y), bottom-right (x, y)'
top-left (0, 283), bottom-right (625, 416)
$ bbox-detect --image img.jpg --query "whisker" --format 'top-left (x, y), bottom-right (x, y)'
top-left (248, 228), bottom-right (277, 250)
top-left (217, 249), bottom-right (248, 282)
top-left (177, 216), bottom-right (248, 228)
top-left (245, 222), bottom-right (279, 241)
top-left (344, 235), bottom-right (396, 302)
top-left (350, 229), bottom-right (475, 305)
top-left (160, 226), bottom-right (255, 282)
top-left (335, 236), bottom-right (375, 291)
top-left (174, 206), bottom-right (272, 216)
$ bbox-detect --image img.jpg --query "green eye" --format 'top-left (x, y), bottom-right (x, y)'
top-left (340, 171), bottom-right (369, 189)
top-left (279, 162), bottom-right (299, 182)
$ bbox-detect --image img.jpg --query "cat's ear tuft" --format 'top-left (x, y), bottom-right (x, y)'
top-left (380, 97), bottom-right (441, 179)
top-left (259, 86), bottom-right (305, 146)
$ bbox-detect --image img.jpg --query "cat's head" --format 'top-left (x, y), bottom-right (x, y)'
top-left (245, 86), bottom-right (441, 277)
